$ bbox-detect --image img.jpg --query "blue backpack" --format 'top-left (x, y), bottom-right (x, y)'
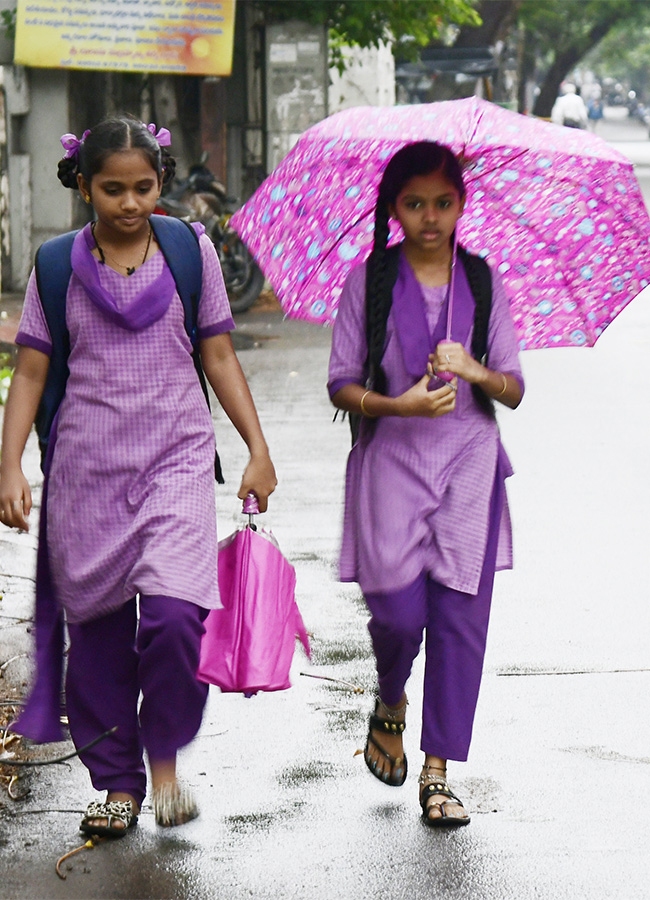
top-left (33, 214), bottom-right (224, 481)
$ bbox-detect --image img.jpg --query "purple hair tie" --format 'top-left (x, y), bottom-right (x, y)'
top-left (60, 129), bottom-right (91, 160)
top-left (146, 123), bottom-right (171, 147)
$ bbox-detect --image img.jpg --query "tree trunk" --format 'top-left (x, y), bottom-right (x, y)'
top-left (532, 8), bottom-right (631, 117)
top-left (453, 0), bottom-right (518, 48)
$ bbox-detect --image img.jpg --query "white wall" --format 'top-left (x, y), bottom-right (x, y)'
top-left (328, 41), bottom-right (395, 114)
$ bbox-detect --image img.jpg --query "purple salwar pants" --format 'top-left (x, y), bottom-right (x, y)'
top-left (364, 470), bottom-right (505, 762)
top-left (65, 594), bottom-right (209, 808)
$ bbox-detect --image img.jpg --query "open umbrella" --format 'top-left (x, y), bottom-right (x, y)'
top-left (230, 97), bottom-right (650, 349)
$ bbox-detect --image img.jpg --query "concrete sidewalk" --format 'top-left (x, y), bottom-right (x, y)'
top-left (1, 291), bottom-right (650, 898)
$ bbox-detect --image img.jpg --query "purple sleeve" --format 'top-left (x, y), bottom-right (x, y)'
top-left (327, 263), bottom-right (368, 399)
top-left (196, 233), bottom-right (235, 338)
top-left (15, 269), bottom-right (53, 356)
top-left (487, 267), bottom-right (525, 396)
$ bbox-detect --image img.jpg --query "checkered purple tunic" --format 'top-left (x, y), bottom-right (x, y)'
top-left (17, 229), bottom-right (234, 624)
top-left (328, 259), bottom-right (524, 597)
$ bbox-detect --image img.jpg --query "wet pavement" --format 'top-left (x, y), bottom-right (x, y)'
top-left (2, 112), bottom-right (650, 899)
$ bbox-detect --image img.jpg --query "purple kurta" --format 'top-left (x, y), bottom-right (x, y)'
top-left (328, 251), bottom-right (524, 597)
top-left (16, 226), bottom-right (234, 624)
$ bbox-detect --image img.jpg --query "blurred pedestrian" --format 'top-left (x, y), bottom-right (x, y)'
top-left (551, 83), bottom-right (588, 129)
top-left (328, 141), bottom-right (523, 826)
top-left (0, 115), bottom-right (276, 837)
top-left (587, 97), bottom-right (605, 133)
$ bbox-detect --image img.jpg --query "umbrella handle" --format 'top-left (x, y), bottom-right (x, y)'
top-left (242, 492), bottom-right (260, 527)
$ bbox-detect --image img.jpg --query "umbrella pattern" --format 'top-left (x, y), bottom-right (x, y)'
top-left (231, 97), bottom-right (650, 349)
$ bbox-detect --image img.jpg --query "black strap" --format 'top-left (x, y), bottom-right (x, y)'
top-left (150, 216), bottom-right (224, 482)
top-left (457, 246), bottom-right (495, 417)
top-left (34, 231), bottom-right (78, 467)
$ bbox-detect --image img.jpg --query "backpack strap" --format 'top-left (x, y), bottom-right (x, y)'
top-left (33, 230), bottom-right (79, 468)
top-left (149, 214), bottom-right (224, 483)
top-left (457, 246), bottom-right (495, 417)
top-left (149, 215), bottom-right (202, 343)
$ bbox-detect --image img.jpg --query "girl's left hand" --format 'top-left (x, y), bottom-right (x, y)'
top-left (237, 451), bottom-right (278, 513)
top-left (430, 341), bottom-right (484, 385)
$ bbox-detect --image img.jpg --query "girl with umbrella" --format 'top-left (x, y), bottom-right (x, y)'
top-left (328, 141), bottom-right (523, 826)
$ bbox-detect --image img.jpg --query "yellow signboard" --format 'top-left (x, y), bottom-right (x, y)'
top-left (14, 0), bottom-right (236, 76)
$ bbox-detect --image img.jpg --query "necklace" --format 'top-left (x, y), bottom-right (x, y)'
top-left (91, 222), bottom-right (153, 276)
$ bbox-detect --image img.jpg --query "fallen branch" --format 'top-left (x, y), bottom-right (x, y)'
top-left (0, 726), bottom-right (117, 767)
top-left (56, 836), bottom-right (104, 880)
top-left (300, 672), bottom-right (364, 693)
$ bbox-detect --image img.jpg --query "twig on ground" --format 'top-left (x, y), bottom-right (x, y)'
top-left (0, 654), bottom-right (27, 677)
top-left (300, 672), bottom-right (364, 693)
top-left (0, 725), bottom-right (117, 767)
top-left (56, 837), bottom-right (104, 880)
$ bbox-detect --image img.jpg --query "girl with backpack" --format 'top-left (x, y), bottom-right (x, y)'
top-left (0, 116), bottom-right (276, 835)
top-left (328, 141), bottom-right (523, 827)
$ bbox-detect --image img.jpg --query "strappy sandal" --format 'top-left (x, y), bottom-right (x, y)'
top-left (79, 800), bottom-right (137, 838)
top-left (363, 697), bottom-right (408, 787)
top-left (418, 767), bottom-right (470, 828)
top-left (152, 782), bottom-right (199, 827)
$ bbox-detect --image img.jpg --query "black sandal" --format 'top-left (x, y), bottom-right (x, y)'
top-left (363, 698), bottom-right (408, 787)
top-left (418, 768), bottom-right (470, 828)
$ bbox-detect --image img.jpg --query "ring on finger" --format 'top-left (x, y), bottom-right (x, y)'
top-left (445, 354), bottom-right (450, 364)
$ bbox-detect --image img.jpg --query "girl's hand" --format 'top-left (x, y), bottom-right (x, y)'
top-left (431, 341), bottom-right (485, 384)
top-left (397, 374), bottom-right (457, 419)
top-left (0, 469), bottom-right (32, 532)
top-left (237, 451), bottom-right (278, 513)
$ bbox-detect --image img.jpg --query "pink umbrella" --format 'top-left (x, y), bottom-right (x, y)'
top-left (231, 97), bottom-right (650, 349)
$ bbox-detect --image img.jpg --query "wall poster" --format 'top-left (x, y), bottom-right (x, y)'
top-left (14, 0), bottom-right (236, 76)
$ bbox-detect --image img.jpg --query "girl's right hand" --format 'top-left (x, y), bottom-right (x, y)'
top-left (0, 469), bottom-right (32, 531)
top-left (397, 373), bottom-right (457, 418)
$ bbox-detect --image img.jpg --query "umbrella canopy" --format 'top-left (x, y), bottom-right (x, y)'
top-left (231, 97), bottom-right (650, 349)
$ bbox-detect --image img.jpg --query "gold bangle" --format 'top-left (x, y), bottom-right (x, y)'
top-left (360, 390), bottom-right (376, 417)
top-left (496, 373), bottom-right (508, 397)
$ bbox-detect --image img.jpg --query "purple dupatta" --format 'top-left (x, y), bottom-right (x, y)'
top-left (391, 249), bottom-right (476, 381)
top-left (71, 226), bottom-right (177, 331)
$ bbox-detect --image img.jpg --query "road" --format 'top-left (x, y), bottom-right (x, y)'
top-left (1, 110), bottom-right (650, 899)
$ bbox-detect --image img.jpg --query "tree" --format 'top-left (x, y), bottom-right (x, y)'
top-left (256, 0), bottom-right (481, 68)
top-left (516, 0), bottom-right (649, 116)
top-left (419, 0), bottom-right (519, 102)
top-left (584, 15), bottom-right (650, 101)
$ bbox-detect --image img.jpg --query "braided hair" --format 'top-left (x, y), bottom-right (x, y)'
top-left (365, 141), bottom-right (466, 395)
top-left (57, 114), bottom-right (177, 191)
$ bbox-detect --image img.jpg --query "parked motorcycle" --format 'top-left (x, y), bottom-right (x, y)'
top-left (155, 154), bottom-right (265, 314)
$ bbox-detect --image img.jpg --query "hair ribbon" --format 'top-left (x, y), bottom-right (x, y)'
top-left (146, 123), bottom-right (171, 147)
top-left (60, 129), bottom-right (91, 160)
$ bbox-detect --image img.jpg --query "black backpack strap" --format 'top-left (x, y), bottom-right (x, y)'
top-left (33, 230), bottom-right (79, 470)
top-left (149, 215), bottom-right (202, 341)
top-left (457, 246), bottom-right (495, 417)
top-left (149, 214), bottom-right (224, 483)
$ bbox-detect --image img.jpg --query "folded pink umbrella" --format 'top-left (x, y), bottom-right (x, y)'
top-left (198, 495), bottom-right (310, 694)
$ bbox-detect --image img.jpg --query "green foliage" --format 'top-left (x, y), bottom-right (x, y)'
top-left (513, 0), bottom-right (650, 115)
top-left (0, 8), bottom-right (16, 41)
top-left (517, 0), bottom-right (648, 61)
top-left (256, 0), bottom-right (480, 69)
top-left (584, 15), bottom-right (650, 97)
